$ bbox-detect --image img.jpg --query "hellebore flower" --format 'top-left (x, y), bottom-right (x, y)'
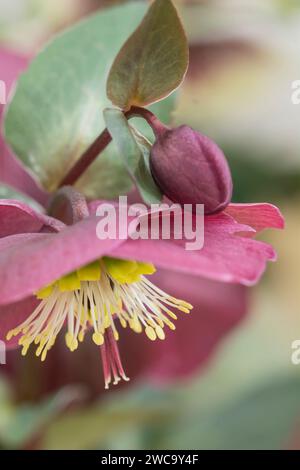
top-left (0, 194), bottom-right (283, 389)
top-left (0, 49), bottom-right (284, 391)
top-left (147, 115), bottom-right (232, 214)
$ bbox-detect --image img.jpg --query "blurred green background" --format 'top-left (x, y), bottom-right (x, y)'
top-left (0, 0), bottom-right (300, 450)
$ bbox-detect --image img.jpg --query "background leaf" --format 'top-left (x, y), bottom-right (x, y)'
top-left (4, 3), bottom-right (175, 199)
top-left (0, 383), bottom-right (83, 449)
top-left (104, 108), bottom-right (162, 204)
top-left (106, 0), bottom-right (188, 110)
top-left (42, 391), bottom-right (172, 450)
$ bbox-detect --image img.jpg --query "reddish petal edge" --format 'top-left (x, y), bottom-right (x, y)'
top-left (225, 203), bottom-right (285, 233)
top-left (112, 238), bottom-right (276, 287)
top-left (0, 206), bottom-right (280, 306)
top-left (111, 211), bottom-right (277, 287)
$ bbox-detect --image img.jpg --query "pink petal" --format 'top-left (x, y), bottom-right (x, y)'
top-left (0, 214), bottom-right (138, 305)
top-left (120, 270), bottom-right (248, 382)
top-left (0, 296), bottom-right (39, 349)
top-left (112, 211), bottom-right (277, 286)
top-left (0, 206), bottom-right (279, 305)
top-left (0, 233), bottom-right (44, 250)
top-left (0, 200), bottom-right (64, 237)
top-left (225, 203), bottom-right (284, 233)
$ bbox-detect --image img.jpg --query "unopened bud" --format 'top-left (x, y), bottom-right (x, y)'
top-left (150, 125), bottom-right (233, 214)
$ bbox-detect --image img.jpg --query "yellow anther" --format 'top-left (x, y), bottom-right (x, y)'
top-left (21, 345), bottom-right (30, 356)
top-left (145, 326), bottom-right (157, 341)
top-left (34, 335), bottom-right (41, 345)
top-left (6, 329), bottom-right (17, 341)
top-left (78, 330), bottom-right (85, 342)
top-left (179, 300), bottom-right (193, 310)
top-left (113, 330), bottom-right (119, 341)
top-left (70, 338), bottom-right (78, 351)
top-left (36, 338), bottom-right (47, 356)
top-left (165, 309), bottom-right (177, 320)
top-left (171, 298), bottom-right (193, 310)
top-left (146, 318), bottom-right (156, 328)
top-left (19, 337), bottom-right (31, 348)
top-left (131, 317), bottom-right (142, 333)
top-left (178, 306), bottom-right (191, 314)
top-left (155, 326), bottom-right (165, 340)
top-left (41, 349), bottom-right (48, 362)
top-left (120, 318), bottom-right (127, 328)
top-left (164, 318), bottom-right (176, 330)
top-left (18, 337), bottom-right (24, 346)
top-left (65, 332), bottom-right (73, 350)
top-left (92, 332), bottom-right (104, 346)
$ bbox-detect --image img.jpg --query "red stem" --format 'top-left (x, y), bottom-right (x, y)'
top-left (59, 129), bottom-right (112, 187)
top-left (58, 106), bottom-right (169, 188)
top-left (128, 106), bottom-right (169, 137)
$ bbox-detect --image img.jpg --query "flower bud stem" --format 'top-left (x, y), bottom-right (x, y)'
top-left (58, 107), bottom-right (168, 187)
top-left (128, 106), bottom-right (169, 137)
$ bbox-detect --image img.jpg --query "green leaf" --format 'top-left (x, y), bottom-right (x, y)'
top-left (0, 385), bottom-right (83, 449)
top-left (4, 3), bottom-right (175, 198)
top-left (0, 183), bottom-right (44, 212)
top-left (104, 108), bottom-right (162, 205)
top-left (162, 376), bottom-right (300, 450)
top-left (42, 390), bottom-right (172, 450)
top-left (106, 0), bottom-right (189, 110)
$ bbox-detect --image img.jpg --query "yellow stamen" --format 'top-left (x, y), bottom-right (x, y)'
top-left (7, 257), bottom-right (192, 380)
top-left (145, 326), bottom-right (157, 341)
top-left (93, 332), bottom-right (104, 346)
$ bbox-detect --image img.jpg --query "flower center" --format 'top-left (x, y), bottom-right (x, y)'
top-left (7, 257), bottom-right (193, 388)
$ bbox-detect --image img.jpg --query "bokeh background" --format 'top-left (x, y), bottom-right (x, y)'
top-left (0, 0), bottom-right (299, 450)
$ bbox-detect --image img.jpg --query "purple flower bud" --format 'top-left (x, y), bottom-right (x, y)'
top-left (150, 125), bottom-right (233, 214)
